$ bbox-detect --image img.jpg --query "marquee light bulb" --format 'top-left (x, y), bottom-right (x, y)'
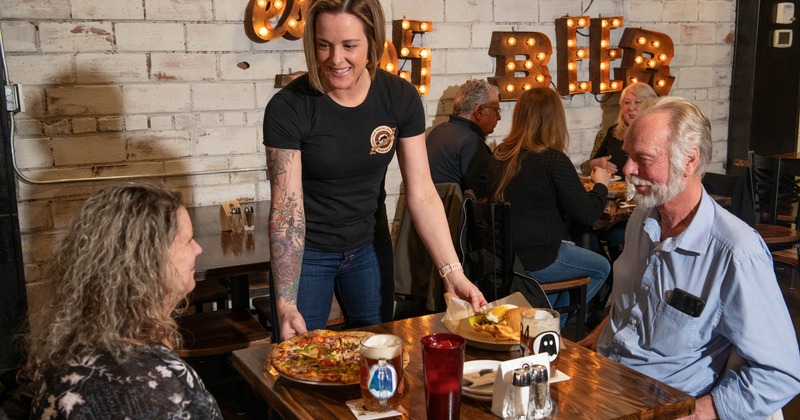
top-left (567, 39), bottom-right (575, 47)
top-left (600, 40), bottom-right (608, 48)
top-left (288, 19), bottom-right (297, 28)
top-left (274, 0), bottom-right (283, 8)
top-left (420, 22), bottom-right (429, 31)
top-left (507, 37), bottom-right (517, 46)
top-left (579, 82), bottom-right (588, 90)
top-left (610, 81), bottom-right (619, 89)
top-left (385, 63), bottom-right (395, 72)
top-left (506, 84), bottom-right (515, 92)
top-left (567, 19), bottom-right (574, 27)
top-left (523, 83), bottom-right (532, 90)
top-left (576, 49), bottom-right (585, 58)
top-left (420, 68), bottom-right (427, 76)
top-left (258, 27), bottom-right (268, 36)
top-left (600, 82), bottom-right (607, 90)
top-left (536, 74), bottom-right (545, 83)
top-left (506, 62), bottom-right (515, 71)
top-left (524, 60), bottom-right (533, 69)
top-left (418, 85), bottom-right (427, 94)
top-left (537, 52), bottom-right (546, 61)
top-left (630, 77), bottom-right (638, 83)
top-left (578, 18), bottom-right (587, 27)
top-left (652, 40), bottom-right (661, 48)
top-left (608, 50), bottom-right (617, 58)
top-left (601, 20), bottom-right (608, 28)
top-left (612, 18), bottom-right (621, 27)
top-left (657, 79), bottom-right (666, 87)
top-left (647, 59), bottom-right (656, 67)
top-left (402, 20), bottom-right (410, 29)
top-left (659, 53), bottom-right (667, 61)
top-left (637, 36), bottom-right (647, 45)
top-left (420, 49), bottom-right (430, 58)
top-left (400, 47), bottom-right (409, 57)
top-left (569, 83), bottom-right (576, 91)
top-left (526, 38), bottom-right (536, 46)
top-left (257, 0), bottom-right (266, 7)
top-left (634, 56), bottom-right (643, 64)
top-left (600, 62), bottom-right (607, 70)
top-left (568, 62), bottom-right (575, 70)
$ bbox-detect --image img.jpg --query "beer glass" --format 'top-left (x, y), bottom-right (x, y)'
top-left (520, 308), bottom-right (561, 375)
top-left (421, 333), bottom-right (465, 420)
top-left (359, 334), bottom-right (404, 412)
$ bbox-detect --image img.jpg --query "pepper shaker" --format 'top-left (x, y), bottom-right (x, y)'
top-left (230, 206), bottom-right (243, 233)
top-left (529, 364), bottom-right (552, 419)
top-left (506, 367), bottom-right (531, 420)
top-left (244, 206), bottom-right (255, 231)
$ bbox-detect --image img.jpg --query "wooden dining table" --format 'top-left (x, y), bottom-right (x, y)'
top-left (187, 201), bottom-right (271, 311)
top-left (232, 314), bottom-right (695, 419)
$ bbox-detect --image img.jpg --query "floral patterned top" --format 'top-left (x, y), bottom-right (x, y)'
top-left (30, 344), bottom-right (222, 419)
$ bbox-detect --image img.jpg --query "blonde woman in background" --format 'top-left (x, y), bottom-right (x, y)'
top-left (21, 182), bottom-right (222, 419)
top-left (587, 82), bottom-right (658, 176)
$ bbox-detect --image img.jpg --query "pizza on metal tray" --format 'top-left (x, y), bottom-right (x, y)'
top-left (270, 329), bottom-right (373, 384)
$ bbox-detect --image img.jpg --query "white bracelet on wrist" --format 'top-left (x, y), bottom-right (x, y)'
top-left (438, 262), bottom-right (463, 279)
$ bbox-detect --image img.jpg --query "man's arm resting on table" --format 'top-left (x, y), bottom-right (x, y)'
top-left (577, 316), bottom-right (609, 351)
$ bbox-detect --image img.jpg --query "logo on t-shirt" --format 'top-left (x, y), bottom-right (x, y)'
top-left (369, 125), bottom-right (396, 154)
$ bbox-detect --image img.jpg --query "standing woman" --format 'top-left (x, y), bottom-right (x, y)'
top-left (22, 183), bottom-right (222, 418)
top-left (489, 87), bottom-right (610, 326)
top-left (263, 0), bottom-right (486, 341)
top-left (587, 82), bottom-right (658, 176)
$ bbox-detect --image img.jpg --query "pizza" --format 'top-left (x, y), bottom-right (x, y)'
top-left (269, 329), bottom-right (373, 384)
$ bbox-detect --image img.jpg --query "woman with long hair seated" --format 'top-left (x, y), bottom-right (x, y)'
top-left (20, 182), bottom-right (222, 419)
top-left (489, 87), bottom-right (610, 327)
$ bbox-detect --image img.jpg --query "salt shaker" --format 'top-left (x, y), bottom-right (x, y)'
top-left (529, 364), bottom-right (552, 419)
top-left (506, 367), bottom-right (531, 420)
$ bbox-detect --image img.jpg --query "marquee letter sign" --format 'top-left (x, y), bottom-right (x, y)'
top-left (246, 0), bottom-right (307, 42)
top-left (488, 32), bottom-right (553, 101)
top-left (590, 17), bottom-right (624, 94)
top-left (616, 28), bottom-right (675, 96)
top-left (392, 20), bottom-right (433, 95)
top-left (555, 16), bottom-right (591, 95)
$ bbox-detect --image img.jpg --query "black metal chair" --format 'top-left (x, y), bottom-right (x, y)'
top-left (457, 193), bottom-right (590, 339)
top-left (747, 151), bottom-right (800, 250)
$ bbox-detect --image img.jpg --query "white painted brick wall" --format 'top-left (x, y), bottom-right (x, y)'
top-left (71, 0), bottom-right (144, 20)
top-left (39, 22), bottom-right (115, 52)
top-left (1, 0), bottom-right (737, 316)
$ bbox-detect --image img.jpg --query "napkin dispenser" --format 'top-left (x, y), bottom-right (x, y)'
top-left (219, 199), bottom-right (241, 231)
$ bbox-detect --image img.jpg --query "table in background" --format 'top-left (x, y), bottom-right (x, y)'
top-left (232, 314), bottom-right (694, 419)
top-left (187, 201), bottom-right (271, 311)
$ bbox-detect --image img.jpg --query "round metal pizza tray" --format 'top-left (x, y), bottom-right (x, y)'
top-left (278, 373), bottom-right (359, 387)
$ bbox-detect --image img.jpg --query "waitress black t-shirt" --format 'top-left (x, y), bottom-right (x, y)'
top-left (263, 70), bottom-right (425, 252)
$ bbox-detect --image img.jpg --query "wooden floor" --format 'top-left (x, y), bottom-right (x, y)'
top-left (214, 269), bottom-right (800, 419)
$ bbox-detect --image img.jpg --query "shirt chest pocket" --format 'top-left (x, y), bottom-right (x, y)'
top-left (645, 300), bottom-right (701, 355)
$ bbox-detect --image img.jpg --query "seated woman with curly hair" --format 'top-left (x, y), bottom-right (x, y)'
top-left (20, 182), bottom-right (222, 419)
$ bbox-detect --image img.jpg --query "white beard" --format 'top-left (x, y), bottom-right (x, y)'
top-left (629, 171), bottom-right (686, 209)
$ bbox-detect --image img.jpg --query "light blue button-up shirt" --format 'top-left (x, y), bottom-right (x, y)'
top-left (597, 189), bottom-right (800, 418)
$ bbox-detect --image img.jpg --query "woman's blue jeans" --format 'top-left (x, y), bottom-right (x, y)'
top-left (526, 241), bottom-right (610, 328)
top-left (296, 236), bottom-right (394, 331)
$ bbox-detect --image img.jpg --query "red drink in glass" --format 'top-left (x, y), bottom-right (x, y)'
top-left (421, 333), bottom-right (465, 420)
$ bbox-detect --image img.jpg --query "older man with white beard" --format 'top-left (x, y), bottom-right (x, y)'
top-left (578, 97), bottom-right (800, 419)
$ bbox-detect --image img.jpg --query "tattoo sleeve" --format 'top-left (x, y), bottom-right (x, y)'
top-left (266, 148), bottom-right (305, 305)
